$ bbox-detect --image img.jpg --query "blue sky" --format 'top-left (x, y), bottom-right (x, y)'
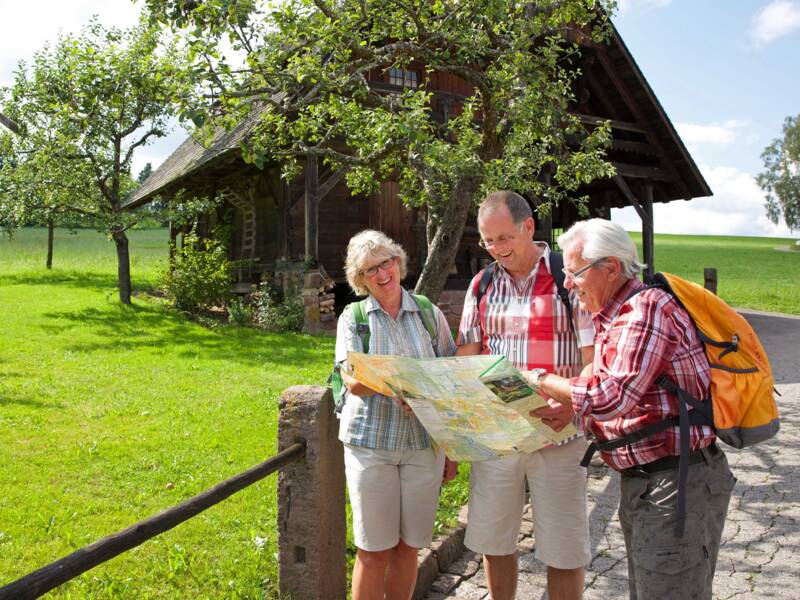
top-left (1, 0), bottom-right (798, 237)
top-left (611, 0), bottom-right (799, 237)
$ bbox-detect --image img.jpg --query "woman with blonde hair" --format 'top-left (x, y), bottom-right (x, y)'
top-left (335, 229), bottom-right (457, 600)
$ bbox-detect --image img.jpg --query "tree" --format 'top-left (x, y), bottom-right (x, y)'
top-left (0, 19), bottom-right (189, 302)
top-left (146, 0), bottom-right (615, 301)
top-left (758, 114), bottom-right (800, 232)
top-left (137, 162), bottom-right (154, 185)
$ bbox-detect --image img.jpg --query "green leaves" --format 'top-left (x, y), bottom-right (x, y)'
top-left (758, 114), bottom-right (800, 231)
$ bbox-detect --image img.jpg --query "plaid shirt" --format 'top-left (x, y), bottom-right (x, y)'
top-left (335, 288), bottom-right (457, 451)
top-left (569, 278), bottom-right (715, 471)
top-left (458, 244), bottom-right (595, 447)
top-left (458, 244), bottom-right (594, 374)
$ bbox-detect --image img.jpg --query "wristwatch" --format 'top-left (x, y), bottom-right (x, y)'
top-left (528, 368), bottom-right (547, 391)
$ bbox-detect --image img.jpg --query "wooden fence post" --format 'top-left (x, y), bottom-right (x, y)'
top-left (704, 268), bottom-right (718, 295)
top-left (278, 386), bottom-right (346, 599)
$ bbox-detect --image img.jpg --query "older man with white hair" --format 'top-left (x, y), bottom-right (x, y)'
top-left (529, 218), bottom-right (736, 600)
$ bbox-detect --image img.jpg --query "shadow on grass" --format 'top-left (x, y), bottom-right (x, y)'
top-left (40, 302), bottom-right (332, 370)
top-left (0, 270), bottom-right (160, 293)
top-left (0, 392), bottom-right (65, 410)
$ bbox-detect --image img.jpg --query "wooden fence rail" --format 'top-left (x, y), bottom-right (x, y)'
top-left (0, 441), bottom-right (306, 600)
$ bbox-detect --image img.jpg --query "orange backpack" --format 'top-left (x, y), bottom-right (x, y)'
top-left (657, 272), bottom-right (780, 448)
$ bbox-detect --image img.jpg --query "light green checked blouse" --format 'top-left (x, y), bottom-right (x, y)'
top-left (334, 288), bottom-right (456, 451)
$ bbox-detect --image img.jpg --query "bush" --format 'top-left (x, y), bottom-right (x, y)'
top-left (227, 297), bottom-right (252, 326)
top-left (160, 233), bottom-right (233, 314)
top-left (251, 283), bottom-right (305, 333)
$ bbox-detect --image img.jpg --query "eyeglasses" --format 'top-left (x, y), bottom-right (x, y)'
top-left (478, 233), bottom-right (518, 250)
top-left (361, 257), bottom-right (395, 277)
top-left (562, 258), bottom-right (606, 281)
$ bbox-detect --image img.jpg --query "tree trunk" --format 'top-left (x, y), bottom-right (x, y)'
top-left (113, 229), bottom-right (132, 304)
top-left (414, 175), bottom-right (481, 302)
top-left (46, 219), bottom-right (54, 270)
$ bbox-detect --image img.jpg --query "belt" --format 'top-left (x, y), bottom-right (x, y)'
top-left (624, 443), bottom-right (720, 477)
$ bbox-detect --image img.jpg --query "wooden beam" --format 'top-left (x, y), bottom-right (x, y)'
top-left (613, 175), bottom-right (647, 221)
top-left (278, 178), bottom-right (290, 260)
top-left (304, 154), bottom-right (319, 265)
top-left (573, 112), bottom-right (647, 134)
top-left (317, 166), bottom-right (350, 201)
top-left (641, 183), bottom-right (655, 278)
top-left (583, 69), bottom-right (621, 122)
top-left (610, 140), bottom-right (657, 155)
top-left (612, 162), bottom-right (671, 181)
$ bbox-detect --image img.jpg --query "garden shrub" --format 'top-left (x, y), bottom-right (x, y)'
top-left (251, 282), bottom-right (305, 333)
top-left (160, 232), bottom-right (233, 314)
top-left (227, 297), bottom-right (252, 326)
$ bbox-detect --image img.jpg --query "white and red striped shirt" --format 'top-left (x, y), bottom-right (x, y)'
top-left (458, 243), bottom-right (595, 377)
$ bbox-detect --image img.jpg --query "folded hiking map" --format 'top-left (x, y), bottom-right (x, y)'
top-left (346, 352), bottom-right (576, 462)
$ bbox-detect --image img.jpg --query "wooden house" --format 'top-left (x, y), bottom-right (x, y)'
top-left (124, 22), bottom-right (711, 330)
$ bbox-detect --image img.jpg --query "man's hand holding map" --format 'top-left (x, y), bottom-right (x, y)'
top-left (346, 352), bottom-right (577, 462)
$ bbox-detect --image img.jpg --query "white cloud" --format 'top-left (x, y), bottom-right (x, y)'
top-left (612, 164), bottom-right (795, 238)
top-left (751, 0), bottom-right (800, 45)
top-left (675, 120), bottom-right (746, 146)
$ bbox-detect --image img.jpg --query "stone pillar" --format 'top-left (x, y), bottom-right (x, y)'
top-left (278, 386), bottom-right (346, 600)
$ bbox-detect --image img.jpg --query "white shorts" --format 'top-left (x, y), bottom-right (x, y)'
top-left (344, 444), bottom-right (445, 552)
top-left (465, 437), bottom-right (591, 569)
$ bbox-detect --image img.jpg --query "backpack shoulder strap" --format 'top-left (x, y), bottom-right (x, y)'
top-left (548, 251), bottom-right (578, 347)
top-left (351, 299), bottom-right (370, 352)
top-left (411, 293), bottom-right (439, 355)
top-left (548, 251), bottom-right (574, 324)
top-left (476, 262), bottom-right (496, 306)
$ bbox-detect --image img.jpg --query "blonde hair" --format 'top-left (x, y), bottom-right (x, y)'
top-left (344, 230), bottom-right (409, 296)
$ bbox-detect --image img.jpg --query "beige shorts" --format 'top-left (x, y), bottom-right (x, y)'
top-left (465, 437), bottom-right (591, 569)
top-left (344, 444), bottom-right (445, 552)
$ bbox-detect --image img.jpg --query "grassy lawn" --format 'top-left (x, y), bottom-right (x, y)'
top-left (628, 232), bottom-right (800, 315)
top-left (0, 226), bottom-right (795, 598)
top-left (0, 228), bottom-right (337, 598)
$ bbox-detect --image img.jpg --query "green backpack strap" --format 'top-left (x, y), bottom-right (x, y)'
top-left (351, 299), bottom-right (370, 352)
top-left (329, 299), bottom-right (370, 413)
top-left (411, 293), bottom-right (439, 355)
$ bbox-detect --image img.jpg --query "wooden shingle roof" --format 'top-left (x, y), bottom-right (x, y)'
top-left (124, 101), bottom-right (276, 208)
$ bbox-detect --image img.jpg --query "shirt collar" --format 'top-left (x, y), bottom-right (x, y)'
top-left (593, 277), bottom-right (646, 330)
top-left (365, 288), bottom-right (417, 314)
top-left (493, 241), bottom-right (552, 282)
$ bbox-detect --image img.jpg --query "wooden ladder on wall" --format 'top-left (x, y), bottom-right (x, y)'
top-left (220, 186), bottom-right (258, 281)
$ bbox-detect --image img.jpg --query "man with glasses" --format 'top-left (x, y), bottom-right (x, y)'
top-left (456, 191), bottom-right (595, 600)
top-left (531, 219), bottom-right (733, 600)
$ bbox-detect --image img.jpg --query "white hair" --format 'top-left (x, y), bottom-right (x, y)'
top-left (344, 229), bottom-right (408, 296)
top-left (557, 219), bottom-right (646, 279)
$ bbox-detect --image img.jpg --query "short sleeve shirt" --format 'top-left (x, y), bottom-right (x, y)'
top-left (335, 288), bottom-right (457, 451)
top-left (458, 243), bottom-right (594, 376)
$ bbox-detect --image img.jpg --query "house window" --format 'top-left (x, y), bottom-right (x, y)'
top-left (389, 68), bottom-right (419, 90)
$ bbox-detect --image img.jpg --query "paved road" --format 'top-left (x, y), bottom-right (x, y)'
top-left (426, 310), bottom-right (800, 599)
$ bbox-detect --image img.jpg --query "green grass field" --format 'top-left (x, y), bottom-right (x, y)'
top-left (0, 228), bottom-right (337, 598)
top-left (627, 232), bottom-right (799, 314)
top-left (0, 226), bottom-right (796, 598)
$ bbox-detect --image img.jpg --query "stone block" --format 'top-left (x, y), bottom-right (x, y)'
top-left (431, 573), bottom-right (461, 594)
top-left (278, 386), bottom-right (346, 599)
top-left (431, 526), bottom-right (466, 572)
top-left (413, 548), bottom-right (440, 600)
top-left (517, 537), bottom-right (536, 553)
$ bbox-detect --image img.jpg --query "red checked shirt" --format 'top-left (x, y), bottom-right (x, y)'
top-left (569, 278), bottom-right (716, 471)
top-left (458, 244), bottom-right (594, 375)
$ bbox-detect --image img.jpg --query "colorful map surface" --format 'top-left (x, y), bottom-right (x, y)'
top-left (347, 352), bottom-right (577, 461)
